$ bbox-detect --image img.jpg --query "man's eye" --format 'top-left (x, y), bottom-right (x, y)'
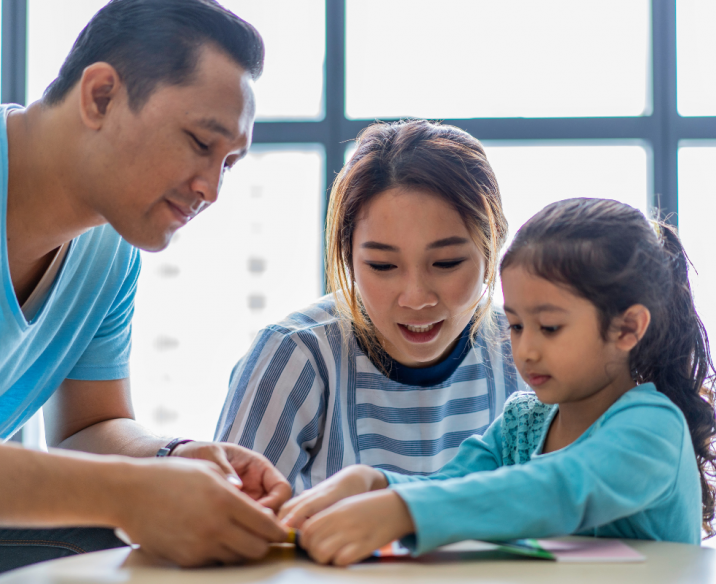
top-left (190, 134), bottom-right (209, 151)
top-left (434, 259), bottom-right (466, 269)
top-left (366, 262), bottom-right (395, 272)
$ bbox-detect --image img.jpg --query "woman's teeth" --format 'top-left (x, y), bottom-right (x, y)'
top-left (405, 323), bottom-right (435, 333)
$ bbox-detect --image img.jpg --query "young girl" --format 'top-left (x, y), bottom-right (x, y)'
top-left (279, 198), bottom-right (716, 565)
top-left (215, 120), bottom-right (525, 493)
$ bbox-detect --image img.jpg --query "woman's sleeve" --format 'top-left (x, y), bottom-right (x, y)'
top-left (383, 416), bottom-right (504, 486)
top-left (214, 328), bottom-right (328, 493)
top-left (391, 401), bottom-right (687, 554)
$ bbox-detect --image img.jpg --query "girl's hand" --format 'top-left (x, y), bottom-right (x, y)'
top-left (300, 490), bottom-right (415, 566)
top-left (279, 465), bottom-right (387, 529)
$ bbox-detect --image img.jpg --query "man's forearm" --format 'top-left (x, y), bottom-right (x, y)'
top-left (0, 442), bottom-right (129, 527)
top-left (57, 418), bottom-right (171, 458)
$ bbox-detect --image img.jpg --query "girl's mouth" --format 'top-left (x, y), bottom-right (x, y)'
top-left (528, 374), bottom-right (552, 387)
top-left (398, 320), bottom-right (444, 343)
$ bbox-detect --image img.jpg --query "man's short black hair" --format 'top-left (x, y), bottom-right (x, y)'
top-left (43, 0), bottom-right (264, 110)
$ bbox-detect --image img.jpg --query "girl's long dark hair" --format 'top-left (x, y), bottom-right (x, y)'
top-left (501, 198), bottom-right (716, 536)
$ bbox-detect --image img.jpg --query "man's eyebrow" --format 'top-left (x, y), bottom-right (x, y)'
top-left (426, 236), bottom-right (470, 250)
top-left (360, 241), bottom-right (399, 252)
top-left (197, 118), bottom-right (236, 141)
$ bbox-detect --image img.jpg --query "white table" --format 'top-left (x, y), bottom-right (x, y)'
top-left (0, 539), bottom-right (713, 583)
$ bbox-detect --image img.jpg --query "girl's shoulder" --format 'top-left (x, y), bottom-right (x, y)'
top-left (500, 391), bottom-right (556, 466)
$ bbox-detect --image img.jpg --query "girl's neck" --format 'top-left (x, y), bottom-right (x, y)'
top-left (543, 368), bottom-right (636, 453)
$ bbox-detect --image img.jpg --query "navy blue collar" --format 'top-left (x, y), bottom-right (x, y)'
top-left (359, 324), bottom-right (473, 387)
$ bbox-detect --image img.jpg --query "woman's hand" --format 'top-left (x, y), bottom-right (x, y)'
top-left (300, 490), bottom-right (415, 566)
top-left (279, 464), bottom-right (387, 529)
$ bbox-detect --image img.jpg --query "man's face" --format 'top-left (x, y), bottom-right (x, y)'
top-left (89, 45), bottom-right (256, 251)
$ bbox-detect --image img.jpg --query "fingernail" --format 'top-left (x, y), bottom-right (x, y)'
top-left (227, 475), bottom-right (243, 488)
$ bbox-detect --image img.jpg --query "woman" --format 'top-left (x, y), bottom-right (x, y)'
top-left (215, 120), bottom-right (525, 493)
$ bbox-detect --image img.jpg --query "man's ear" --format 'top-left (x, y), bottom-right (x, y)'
top-left (78, 62), bottom-right (123, 130)
top-left (614, 304), bottom-right (651, 352)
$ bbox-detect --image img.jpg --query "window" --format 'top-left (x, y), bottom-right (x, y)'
top-left (10, 1), bottom-right (713, 445)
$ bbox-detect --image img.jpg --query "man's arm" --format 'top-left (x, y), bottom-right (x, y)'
top-left (0, 441), bottom-right (288, 566)
top-left (45, 378), bottom-right (168, 457)
top-left (44, 378), bottom-right (292, 511)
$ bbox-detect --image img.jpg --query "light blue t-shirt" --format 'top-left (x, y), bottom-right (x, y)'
top-left (0, 104), bottom-right (140, 440)
top-left (385, 383), bottom-right (702, 553)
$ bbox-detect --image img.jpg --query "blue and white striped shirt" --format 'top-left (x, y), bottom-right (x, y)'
top-left (215, 295), bottom-right (525, 493)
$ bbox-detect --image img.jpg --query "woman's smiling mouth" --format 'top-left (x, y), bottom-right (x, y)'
top-left (398, 321), bottom-right (444, 343)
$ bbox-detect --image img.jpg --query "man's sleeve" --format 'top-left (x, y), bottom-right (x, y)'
top-left (215, 329), bottom-right (328, 493)
top-left (66, 247), bottom-right (141, 381)
top-left (392, 402), bottom-right (685, 554)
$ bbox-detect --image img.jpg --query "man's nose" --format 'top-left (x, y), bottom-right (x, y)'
top-left (191, 168), bottom-right (222, 206)
top-left (397, 272), bottom-right (438, 311)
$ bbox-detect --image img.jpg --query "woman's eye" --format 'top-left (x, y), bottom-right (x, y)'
top-left (509, 324), bottom-right (523, 333)
top-left (434, 259), bottom-right (466, 269)
top-left (541, 325), bottom-right (560, 334)
top-left (366, 262), bottom-right (395, 272)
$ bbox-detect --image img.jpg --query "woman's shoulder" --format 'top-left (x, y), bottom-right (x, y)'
top-left (263, 294), bottom-right (342, 338)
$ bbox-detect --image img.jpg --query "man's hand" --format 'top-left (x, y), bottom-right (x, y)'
top-left (300, 490), bottom-right (415, 566)
top-left (112, 456), bottom-right (289, 567)
top-left (279, 465), bottom-right (388, 529)
top-left (171, 441), bottom-right (292, 512)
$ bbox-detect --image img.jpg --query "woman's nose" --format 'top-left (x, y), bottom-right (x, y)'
top-left (397, 273), bottom-right (438, 311)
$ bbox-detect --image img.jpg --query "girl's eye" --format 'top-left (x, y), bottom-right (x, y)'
top-left (434, 259), bottom-right (466, 269)
top-left (509, 324), bottom-right (523, 333)
top-left (366, 262), bottom-right (395, 272)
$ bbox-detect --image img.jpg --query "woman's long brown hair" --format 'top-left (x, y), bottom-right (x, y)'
top-left (325, 120), bottom-right (508, 368)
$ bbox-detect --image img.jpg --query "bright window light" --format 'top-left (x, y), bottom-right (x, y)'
top-left (346, 0), bottom-right (650, 119)
top-left (678, 145), bottom-right (716, 348)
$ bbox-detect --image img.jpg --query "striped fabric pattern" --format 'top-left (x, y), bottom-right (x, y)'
top-left (215, 295), bottom-right (525, 494)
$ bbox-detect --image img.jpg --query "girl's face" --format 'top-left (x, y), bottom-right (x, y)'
top-left (352, 187), bottom-right (486, 368)
top-left (501, 265), bottom-right (634, 406)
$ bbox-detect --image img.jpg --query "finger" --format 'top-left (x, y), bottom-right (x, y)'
top-left (211, 448), bottom-right (243, 483)
top-left (219, 524), bottom-right (271, 561)
top-left (228, 491), bottom-right (288, 542)
top-left (227, 475), bottom-right (244, 489)
top-left (333, 542), bottom-right (372, 567)
top-left (305, 530), bottom-right (348, 565)
top-left (282, 493), bottom-right (333, 528)
top-left (258, 481), bottom-right (292, 512)
top-left (278, 495), bottom-right (302, 521)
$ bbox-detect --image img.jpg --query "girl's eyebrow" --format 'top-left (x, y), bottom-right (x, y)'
top-left (504, 304), bottom-right (567, 315)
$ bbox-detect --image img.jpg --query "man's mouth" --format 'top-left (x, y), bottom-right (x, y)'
top-left (166, 200), bottom-right (201, 224)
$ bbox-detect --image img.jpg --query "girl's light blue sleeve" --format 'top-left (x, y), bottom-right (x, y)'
top-left (391, 402), bottom-right (686, 554)
top-left (382, 416), bottom-right (504, 486)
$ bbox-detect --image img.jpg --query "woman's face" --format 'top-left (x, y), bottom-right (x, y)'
top-left (352, 187), bottom-right (486, 368)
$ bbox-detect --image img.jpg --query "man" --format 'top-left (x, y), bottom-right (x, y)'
top-left (0, 0), bottom-right (292, 572)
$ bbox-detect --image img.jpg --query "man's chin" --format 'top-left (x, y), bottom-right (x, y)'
top-left (117, 228), bottom-right (175, 252)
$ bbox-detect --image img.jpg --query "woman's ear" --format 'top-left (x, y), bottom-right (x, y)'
top-left (614, 304), bottom-right (651, 352)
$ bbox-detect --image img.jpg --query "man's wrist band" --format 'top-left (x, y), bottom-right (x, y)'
top-left (156, 438), bottom-right (194, 457)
